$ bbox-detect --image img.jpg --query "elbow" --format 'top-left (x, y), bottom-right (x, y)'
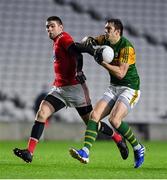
top-left (117, 73), bottom-right (126, 80)
top-left (117, 76), bottom-right (123, 80)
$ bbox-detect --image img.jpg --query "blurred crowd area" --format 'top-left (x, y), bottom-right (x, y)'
top-left (0, 0), bottom-right (167, 123)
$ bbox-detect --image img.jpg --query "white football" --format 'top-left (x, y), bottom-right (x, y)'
top-left (101, 45), bottom-right (114, 63)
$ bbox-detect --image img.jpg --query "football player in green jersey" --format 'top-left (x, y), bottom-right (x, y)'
top-left (70, 18), bottom-right (145, 168)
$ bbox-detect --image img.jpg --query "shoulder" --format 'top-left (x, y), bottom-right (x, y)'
top-left (121, 36), bottom-right (134, 48)
top-left (59, 32), bottom-right (74, 48)
top-left (59, 32), bottom-right (73, 41)
top-left (54, 32), bottom-right (73, 43)
top-left (62, 32), bottom-right (73, 38)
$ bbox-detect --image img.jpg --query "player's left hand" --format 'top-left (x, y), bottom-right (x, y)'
top-left (94, 47), bottom-right (104, 64)
top-left (76, 71), bottom-right (86, 84)
top-left (81, 36), bottom-right (97, 47)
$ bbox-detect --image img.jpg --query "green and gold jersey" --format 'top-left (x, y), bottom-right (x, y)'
top-left (94, 35), bottom-right (140, 90)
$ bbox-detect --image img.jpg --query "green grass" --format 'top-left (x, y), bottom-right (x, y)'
top-left (0, 140), bottom-right (167, 179)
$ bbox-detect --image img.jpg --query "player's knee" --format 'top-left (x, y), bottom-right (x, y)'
top-left (36, 109), bottom-right (49, 123)
top-left (109, 113), bottom-right (121, 128)
top-left (81, 114), bottom-right (89, 125)
top-left (110, 119), bottom-right (121, 128)
top-left (90, 110), bottom-right (100, 122)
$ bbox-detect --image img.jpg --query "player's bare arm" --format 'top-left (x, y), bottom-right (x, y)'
top-left (102, 61), bottom-right (129, 79)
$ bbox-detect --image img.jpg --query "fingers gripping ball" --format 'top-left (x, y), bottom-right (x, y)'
top-left (101, 45), bottom-right (114, 63)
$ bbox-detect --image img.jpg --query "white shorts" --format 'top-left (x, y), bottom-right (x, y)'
top-left (102, 85), bottom-right (141, 111)
top-left (48, 83), bottom-right (91, 108)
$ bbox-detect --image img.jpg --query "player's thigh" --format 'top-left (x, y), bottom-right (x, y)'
top-left (109, 100), bottom-right (128, 128)
top-left (35, 100), bottom-right (55, 122)
top-left (109, 87), bottom-right (140, 128)
top-left (35, 95), bottom-right (66, 122)
top-left (44, 94), bottom-right (66, 112)
top-left (90, 85), bottom-right (117, 122)
top-left (47, 86), bottom-right (67, 107)
top-left (118, 88), bottom-right (141, 110)
top-left (67, 83), bottom-right (91, 107)
top-left (91, 99), bottom-right (111, 122)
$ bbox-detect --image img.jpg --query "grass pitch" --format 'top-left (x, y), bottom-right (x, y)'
top-left (0, 140), bottom-right (167, 179)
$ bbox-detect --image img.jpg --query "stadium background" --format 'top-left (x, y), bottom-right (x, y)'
top-left (0, 0), bottom-right (167, 140)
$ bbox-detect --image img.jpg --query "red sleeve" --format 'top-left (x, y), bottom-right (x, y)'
top-left (60, 32), bottom-right (74, 50)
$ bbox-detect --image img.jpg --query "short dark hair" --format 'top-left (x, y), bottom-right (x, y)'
top-left (106, 18), bottom-right (123, 36)
top-left (47, 16), bottom-right (63, 25)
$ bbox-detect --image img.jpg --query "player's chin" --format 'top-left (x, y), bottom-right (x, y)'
top-left (49, 34), bottom-right (55, 40)
top-left (105, 35), bottom-right (109, 39)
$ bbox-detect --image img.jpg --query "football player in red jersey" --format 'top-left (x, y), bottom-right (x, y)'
top-left (13, 16), bottom-right (128, 163)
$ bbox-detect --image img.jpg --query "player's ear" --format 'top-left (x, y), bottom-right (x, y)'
top-left (116, 29), bottom-right (121, 36)
top-left (59, 24), bottom-right (63, 31)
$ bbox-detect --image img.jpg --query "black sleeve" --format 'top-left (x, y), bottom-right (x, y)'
top-left (68, 43), bottom-right (83, 72)
top-left (75, 42), bottom-right (95, 56)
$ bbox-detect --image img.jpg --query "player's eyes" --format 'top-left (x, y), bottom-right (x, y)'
top-left (46, 25), bottom-right (55, 29)
top-left (106, 27), bottom-right (111, 30)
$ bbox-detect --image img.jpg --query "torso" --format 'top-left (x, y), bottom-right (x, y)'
top-left (95, 35), bottom-right (140, 90)
top-left (52, 32), bottom-right (78, 87)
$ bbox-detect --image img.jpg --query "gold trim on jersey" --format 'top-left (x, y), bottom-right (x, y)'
top-left (120, 47), bottom-right (136, 65)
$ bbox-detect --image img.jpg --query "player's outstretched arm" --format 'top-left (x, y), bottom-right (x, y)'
top-left (75, 42), bottom-right (95, 56)
top-left (75, 36), bottom-right (97, 56)
top-left (81, 36), bottom-right (97, 47)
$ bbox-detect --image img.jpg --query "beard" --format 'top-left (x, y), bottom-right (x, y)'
top-left (105, 33), bottom-right (109, 39)
top-left (48, 33), bottom-right (55, 40)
